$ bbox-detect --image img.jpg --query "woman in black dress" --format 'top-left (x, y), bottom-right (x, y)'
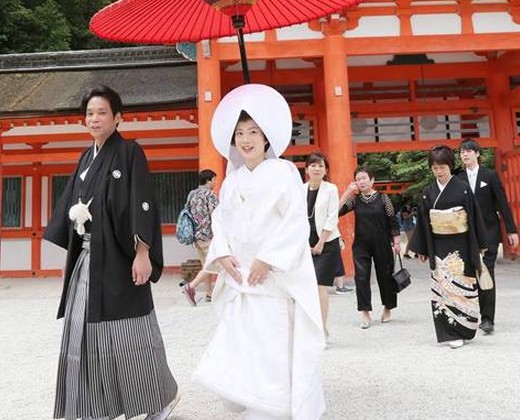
top-left (339, 166), bottom-right (401, 328)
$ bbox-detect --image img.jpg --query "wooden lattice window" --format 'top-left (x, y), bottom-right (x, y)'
top-left (49, 172), bottom-right (198, 225)
top-left (2, 177), bottom-right (22, 228)
top-left (51, 175), bottom-right (70, 211)
top-left (152, 171), bottom-right (198, 224)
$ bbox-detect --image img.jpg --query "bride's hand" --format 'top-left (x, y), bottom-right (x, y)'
top-left (247, 259), bottom-right (271, 286)
top-left (216, 256), bottom-right (242, 284)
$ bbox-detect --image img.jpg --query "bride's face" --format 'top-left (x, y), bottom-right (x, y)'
top-left (234, 119), bottom-right (267, 170)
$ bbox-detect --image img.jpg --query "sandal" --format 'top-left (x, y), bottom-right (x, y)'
top-left (381, 308), bottom-right (392, 323)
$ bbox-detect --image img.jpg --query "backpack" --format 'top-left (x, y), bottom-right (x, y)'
top-left (176, 193), bottom-right (196, 245)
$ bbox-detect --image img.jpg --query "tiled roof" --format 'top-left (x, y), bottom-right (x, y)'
top-left (0, 46), bottom-right (197, 115)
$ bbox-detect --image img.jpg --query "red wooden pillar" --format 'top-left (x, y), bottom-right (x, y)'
top-left (315, 78), bottom-right (329, 157)
top-left (197, 40), bottom-right (225, 190)
top-left (0, 125), bottom-right (4, 277)
top-left (322, 21), bottom-right (356, 277)
top-left (488, 66), bottom-right (518, 256)
top-left (31, 159), bottom-right (42, 275)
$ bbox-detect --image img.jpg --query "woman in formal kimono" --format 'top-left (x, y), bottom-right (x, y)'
top-left (304, 152), bottom-right (341, 339)
top-left (44, 86), bottom-right (179, 420)
top-left (192, 84), bottom-right (326, 420)
top-left (410, 145), bottom-right (488, 349)
top-left (338, 167), bottom-right (401, 329)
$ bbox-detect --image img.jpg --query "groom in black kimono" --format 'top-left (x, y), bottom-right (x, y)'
top-left (459, 138), bottom-right (519, 334)
top-left (45, 85), bottom-right (179, 420)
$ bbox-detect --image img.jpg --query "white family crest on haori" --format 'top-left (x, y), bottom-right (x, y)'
top-left (210, 84), bottom-right (293, 169)
top-left (68, 197), bottom-right (93, 235)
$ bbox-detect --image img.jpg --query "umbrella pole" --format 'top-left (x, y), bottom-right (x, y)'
top-left (232, 16), bottom-right (250, 84)
top-left (236, 28), bottom-right (250, 84)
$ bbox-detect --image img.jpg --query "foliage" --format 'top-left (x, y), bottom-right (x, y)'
top-left (32, 0), bottom-right (71, 51)
top-left (0, 0), bottom-right (117, 53)
top-left (0, 0), bottom-right (38, 53)
top-left (391, 150), bottom-right (431, 203)
top-left (359, 147), bottom-right (496, 208)
top-left (56, 0), bottom-right (116, 50)
top-left (357, 152), bottom-right (398, 180)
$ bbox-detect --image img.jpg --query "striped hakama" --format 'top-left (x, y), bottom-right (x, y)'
top-left (54, 234), bottom-right (177, 420)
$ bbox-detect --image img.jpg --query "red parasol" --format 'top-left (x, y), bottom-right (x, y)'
top-left (90, 0), bottom-right (361, 83)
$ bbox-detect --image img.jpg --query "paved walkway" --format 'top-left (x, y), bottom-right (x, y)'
top-left (1, 256), bottom-right (519, 420)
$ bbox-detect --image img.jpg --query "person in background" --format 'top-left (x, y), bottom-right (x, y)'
top-left (304, 152), bottom-right (342, 339)
top-left (192, 84), bottom-right (325, 420)
top-left (182, 169), bottom-right (219, 305)
top-left (411, 145), bottom-right (487, 349)
top-left (44, 85), bottom-right (179, 420)
top-left (339, 167), bottom-right (401, 329)
top-left (333, 247), bottom-right (353, 295)
top-left (400, 204), bottom-right (416, 258)
top-left (458, 138), bottom-right (518, 334)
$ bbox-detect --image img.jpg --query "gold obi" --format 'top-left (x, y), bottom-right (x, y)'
top-left (430, 207), bottom-right (469, 234)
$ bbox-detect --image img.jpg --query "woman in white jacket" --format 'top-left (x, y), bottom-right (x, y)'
top-left (193, 84), bottom-right (325, 420)
top-left (304, 152), bottom-right (341, 338)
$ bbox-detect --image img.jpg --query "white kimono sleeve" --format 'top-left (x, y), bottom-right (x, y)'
top-left (202, 182), bottom-right (232, 273)
top-left (255, 163), bottom-right (310, 272)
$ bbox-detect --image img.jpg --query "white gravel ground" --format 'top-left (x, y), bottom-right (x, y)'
top-left (1, 257), bottom-right (519, 420)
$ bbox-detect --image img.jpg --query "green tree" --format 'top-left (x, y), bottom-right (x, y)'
top-left (365, 147), bottom-right (496, 205)
top-left (392, 150), bottom-right (431, 200)
top-left (57, 0), bottom-right (117, 50)
top-left (358, 152), bottom-right (398, 181)
top-left (33, 0), bottom-right (71, 51)
top-left (1, 0), bottom-right (118, 53)
top-left (21, 0), bottom-right (46, 7)
top-left (0, 0), bottom-right (72, 52)
top-left (0, 0), bottom-right (39, 53)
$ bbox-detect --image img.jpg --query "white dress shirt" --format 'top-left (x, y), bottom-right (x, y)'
top-left (466, 165), bottom-right (479, 193)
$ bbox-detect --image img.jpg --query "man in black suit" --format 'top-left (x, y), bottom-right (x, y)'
top-left (459, 138), bottom-right (519, 334)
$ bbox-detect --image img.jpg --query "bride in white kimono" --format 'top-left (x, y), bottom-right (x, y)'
top-left (193, 84), bottom-right (326, 420)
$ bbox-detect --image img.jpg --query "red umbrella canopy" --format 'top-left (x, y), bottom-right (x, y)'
top-left (90, 0), bottom-right (362, 44)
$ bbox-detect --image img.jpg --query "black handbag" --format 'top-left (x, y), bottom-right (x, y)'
top-left (392, 254), bottom-right (411, 292)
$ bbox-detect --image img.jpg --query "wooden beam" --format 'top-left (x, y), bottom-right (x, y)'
top-left (0, 109), bottom-right (197, 129)
top-left (502, 85), bottom-right (520, 106)
top-left (1, 160), bottom-right (199, 175)
top-left (346, 1), bottom-right (509, 18)
top-left (217, 39), bottom-right (324, 61)
top-left (284, 145), bottom-right (320, 156)
top-left (351, 98), bottom-right (491, 115)
top-left (223, 67), bottom-right (321, 86)
top-left (1, 128), bottom-right (199, 144)
top-left (218, 33), bottom-right (520, 62)
top-left (0, 269), bottom-right (63, 278)
top-left (1, 144), bottom-right (199, 164)
top-left (149, 160), bottom-right (199, 171)
top-left (495, 50), bottom-right (520, 74)
top-left (348, 62), bottom-right (489, 82)
top-left (344, 34), bottom-right (520, 56)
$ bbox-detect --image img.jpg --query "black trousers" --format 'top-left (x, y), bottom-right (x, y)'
top-left (480, 241), bottom-right (499, 323)
top-left (353, 240), bottom-right (397, 311)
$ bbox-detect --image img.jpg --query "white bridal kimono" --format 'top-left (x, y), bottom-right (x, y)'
top-left (193, 158), bottom-right (326, 420)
